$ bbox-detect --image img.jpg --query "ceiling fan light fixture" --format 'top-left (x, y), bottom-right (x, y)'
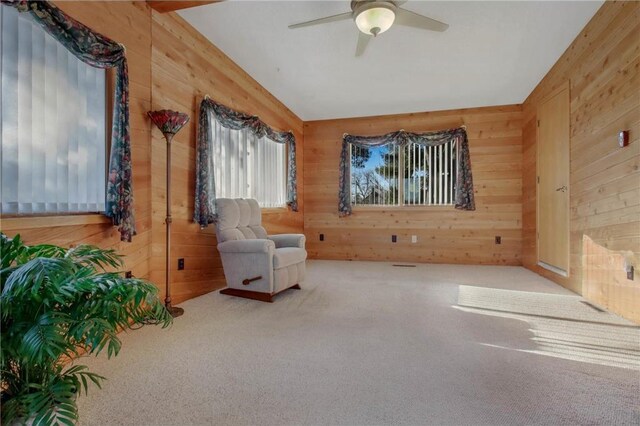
top-left (355, 4), bottom-right (395, 36)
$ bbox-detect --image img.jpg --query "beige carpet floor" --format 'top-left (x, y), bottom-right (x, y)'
top-left (76, 260), bottom-right (640, 425)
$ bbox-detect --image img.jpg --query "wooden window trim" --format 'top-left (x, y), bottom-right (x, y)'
top-left (262, 207), bottom-right (289, 214)
top-left (1, 213), bottom-right (111, 231)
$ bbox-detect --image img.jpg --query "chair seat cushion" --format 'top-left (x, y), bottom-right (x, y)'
top-left (273, 247), bottom-right (307, 269)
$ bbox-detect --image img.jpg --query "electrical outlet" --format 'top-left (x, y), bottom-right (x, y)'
top-left (628, 266), bottom-right (634, 281)
top-left (319, 233), bottom-right (324, 241)
top-left (178, 258), bottom-right (185, 270)
top-left (125, 271), bottom-right (133, 278)
top-left (495, 236), bottom-right (502, 245)
top-left (411, 235), bottom-right (418, 243)
top-left (392, 235), bottom-right (397, 243)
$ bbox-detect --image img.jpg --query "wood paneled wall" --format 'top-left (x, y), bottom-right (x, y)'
top-left (2, 1), bottom-right (154, 279)
top-left (150, 12), bottom-right (304, 303)
top-left (303, 105), bottom-right (523, 265)
top-left (1, 1), bottom-right (304, 305)
top-left (522, 1), bottom-right (639, 321)
top-left (4, 1), bottom-right (637, 321)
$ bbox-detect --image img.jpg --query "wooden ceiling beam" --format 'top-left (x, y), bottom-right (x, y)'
top-left (147, 1), bottom-right (221, 14)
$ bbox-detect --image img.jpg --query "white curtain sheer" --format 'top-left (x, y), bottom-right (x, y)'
top-left (211, 118), bottom-right (286, 208)
top-left (1, 6), bottom-right (106, 215)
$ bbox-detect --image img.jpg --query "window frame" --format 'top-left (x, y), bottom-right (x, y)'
top-left (349, 140), bottom-right (459, 211)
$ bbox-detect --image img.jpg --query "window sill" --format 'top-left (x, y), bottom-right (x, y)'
top-left (261, 207), bottom-right (289, 214)
top-left (1, 213), bottom-right (111, 231)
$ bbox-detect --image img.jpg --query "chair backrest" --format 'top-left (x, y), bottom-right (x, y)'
top-left (215, 198), bottom-right (268, 243)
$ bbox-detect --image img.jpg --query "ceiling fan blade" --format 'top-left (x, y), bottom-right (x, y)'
top-left (288, 12), bottom-right (352, 29)
top-left (395, 8), bottom-right (449, 32)
top-left (355, 31), bottom-right (372, 57)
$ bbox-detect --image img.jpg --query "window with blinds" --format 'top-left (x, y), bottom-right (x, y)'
top-left (350, 140), bottom-right (458, 207)
top-left (211, 119), bottom-right (287, 208)
top-left (1, 6), bottom-right (107, 215)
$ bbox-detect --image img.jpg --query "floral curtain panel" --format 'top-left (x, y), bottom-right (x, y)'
top-left (1, 0), bottom-right (135, 241)
top-left (194, 97), bottom-right (298, 227)
top-left (339, 127), bottom-right (475, 215)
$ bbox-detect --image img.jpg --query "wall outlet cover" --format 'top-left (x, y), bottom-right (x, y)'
top-left (411, 235), bottom-right (418, 243)
top-left (618, 130), bottom-right (630, 147)
top-left (392, 235), bottom-right (397, 243)
top-left (178, 258), bottom-right (185, 270)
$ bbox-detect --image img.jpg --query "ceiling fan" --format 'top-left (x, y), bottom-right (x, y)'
top-left (288, 0), bottom-right (449, 57)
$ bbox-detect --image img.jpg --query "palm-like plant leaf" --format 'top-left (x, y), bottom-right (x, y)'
top-left (0, 233), bottom-right (172, 425)
top-left (2, 257), bottom-right (74, 302)
top-left (66, 245), bottom-right (122, 270)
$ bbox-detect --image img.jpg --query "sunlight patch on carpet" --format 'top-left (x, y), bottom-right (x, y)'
top-left (454, 285), bottom-right (640, 370)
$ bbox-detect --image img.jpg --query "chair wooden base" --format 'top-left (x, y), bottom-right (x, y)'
top-left (220, 284), bottom-right (301, 303)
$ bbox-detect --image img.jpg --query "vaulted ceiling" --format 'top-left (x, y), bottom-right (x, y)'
top-left (179, 1), bottom-right (603, 121)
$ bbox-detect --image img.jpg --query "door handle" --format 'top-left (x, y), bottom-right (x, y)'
top-left (555, 185), bottom-right (567, 192)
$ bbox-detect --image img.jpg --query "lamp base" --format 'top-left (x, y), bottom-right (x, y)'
top-left (166, 305), bottom-right (184, 318)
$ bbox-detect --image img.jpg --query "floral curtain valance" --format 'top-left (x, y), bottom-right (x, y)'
top-left (1, 0), bottom-right (135, 242)
top-left (194, 97), bottom-right (298, 228)
top-left (339, 127), bottom-right (475, 216)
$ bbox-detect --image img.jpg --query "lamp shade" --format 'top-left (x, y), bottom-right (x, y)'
top-left (355, 5), bottom-right (395, 36)
top-left (148, 109), bottom-right (190, 137)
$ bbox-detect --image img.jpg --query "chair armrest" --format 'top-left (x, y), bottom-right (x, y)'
top-left (268, 234), bottom-right (306, 249)
top-left (217, 239), bottom-right (275, 254)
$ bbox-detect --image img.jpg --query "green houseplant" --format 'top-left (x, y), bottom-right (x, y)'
top-left (0, 233), bottom-right (173, 425)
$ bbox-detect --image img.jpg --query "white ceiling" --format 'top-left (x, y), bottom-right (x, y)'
top-left (179, 0), bottom-right (603, 121)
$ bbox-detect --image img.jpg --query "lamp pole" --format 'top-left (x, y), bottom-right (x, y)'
top-left (164, 132), bottom-right (183, 317)
top-left (148, 109), bottom-right (190, 318)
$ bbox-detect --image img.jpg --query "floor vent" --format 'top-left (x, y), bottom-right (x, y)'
top-left (581, 300), bottom-right (606, 313)
top-left (392, 264), bottom-right (416, 267)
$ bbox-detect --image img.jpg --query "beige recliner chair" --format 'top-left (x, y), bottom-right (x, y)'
top-left (215, 198), bottom-right (306, 302)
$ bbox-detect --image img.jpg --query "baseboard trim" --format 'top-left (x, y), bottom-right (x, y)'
top-left (538, 261), bottom-right (568, 277)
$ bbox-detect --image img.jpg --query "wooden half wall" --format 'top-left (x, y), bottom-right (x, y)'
top-left (522, 1), bottom-right (639, 321)
top-left (303, 105), bottom-right (523, 265)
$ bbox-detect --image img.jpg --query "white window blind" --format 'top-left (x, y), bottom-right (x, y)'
top-left (350, 140), bottom-right (458, 207)
top-left (211, 118), bottom-right (286, 208)
top-left (1, 6), bottom-right (106, 215)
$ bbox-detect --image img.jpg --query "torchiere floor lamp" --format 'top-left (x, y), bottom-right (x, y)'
top-left (148, 109), bottom-right (190, 317)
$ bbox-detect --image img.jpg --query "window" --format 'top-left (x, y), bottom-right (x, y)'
top-left (211, 119), bottom-right (287, 208)
top-left (350, 140), bottom-right (458, 207)
top-left (1, 6), bottom-right (107, 215)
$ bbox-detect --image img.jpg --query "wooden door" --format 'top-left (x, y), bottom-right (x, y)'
top-left (537, 83), bottom-right (570, 275)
